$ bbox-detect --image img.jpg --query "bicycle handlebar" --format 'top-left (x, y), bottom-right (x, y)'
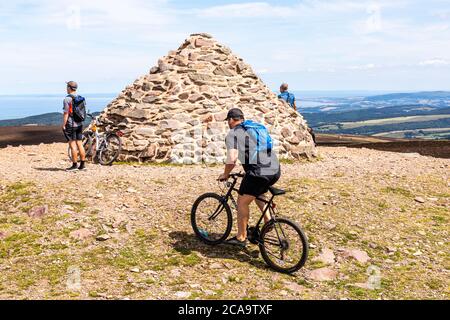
top-left (229, 173), bottom-right (245, 178)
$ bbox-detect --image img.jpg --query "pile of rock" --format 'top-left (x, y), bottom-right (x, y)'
top-left (97, 33), bottom-right (316, 163)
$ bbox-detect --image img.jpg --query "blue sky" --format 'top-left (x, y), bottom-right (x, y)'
top-left (0, 0), bottom-right (449, 94)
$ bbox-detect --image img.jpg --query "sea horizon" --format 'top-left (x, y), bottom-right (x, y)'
top-left (0, 89), bottom-right (445, 121)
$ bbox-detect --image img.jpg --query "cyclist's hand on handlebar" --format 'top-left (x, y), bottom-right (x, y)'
top-left (218, 173), bottom-right (229, 181)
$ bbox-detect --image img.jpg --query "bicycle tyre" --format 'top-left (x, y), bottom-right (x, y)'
top-left (98, 133), bottom-right (122, 166)
top-left (191, 193), bottom-right (232, 245)
top-left (259, 217), bottom-right (308, 274)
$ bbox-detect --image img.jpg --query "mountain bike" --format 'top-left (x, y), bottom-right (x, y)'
top-left (191, 173), bottom-right (308, 273)
top-left (68, 113), bottom-right (123, 166)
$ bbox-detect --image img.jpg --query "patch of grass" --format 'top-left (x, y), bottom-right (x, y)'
top-left (89, 291), bottom-right (100, 298)
top-left (426, 278), bottom-right (444, 290)
top-left (63, 200), bottom-right (87, 212)
top-left (0, 232), bottom-right (42, 259)
top-left (333, 172), bottom-right (345, 178)
top-left (431, 215), bottom-right (447, 224)
top-left (381, 187), bottom-right (413, 198)
top-left (15, 269), bottom-right (37, 290)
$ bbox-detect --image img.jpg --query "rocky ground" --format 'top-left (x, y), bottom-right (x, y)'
top-left (0, 143), bottom-right (448, 300)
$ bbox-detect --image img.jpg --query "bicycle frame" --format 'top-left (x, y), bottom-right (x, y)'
top-left (218, 174), bottom-right (279, 231)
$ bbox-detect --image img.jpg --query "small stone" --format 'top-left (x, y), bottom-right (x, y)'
top-left (28, 205), bottom-right (49, 218)
top-left (175, 291), bottom-right (191, 299)
top-left (70, 228), bottom-right (93, 241)
top-left (210, 262), bottom-right (223, 269)
top-left (171, 269), bottom-right (181, 277)
top-left (126, 187), bottom-right (137, 193)
top-left (279, 290), bottom-right (288, 296)
top-left (309, 243), bottom-right (317, 249)
top-left (342, 249), bottom-right (371, 264)
top-left (386, 246), bottom-right (397, 253)
top-left (203, 289), bottom-right (216, 296)
top-left (95, 193), bottom-right (104, 199)
top-left (144, 270), bottom-right (158, 276)
top-left (96, 234), bottom-right (111, 241)
top-left (413, 250), bottom-right (423, 256)
top-left (418, 231), bottom-right (426, 236)
top-left (369, 243), bottom-right (378, 249)
top-left (130, 268), bottom-right (140, 273)
top-left (414, 197), bottom-right (426, 203)
top-left (313, 248), bottom-right (335, 265)
top-left (308, 267), bottom-right (338, 282)
top-left (283, 281), bottom-right (304, 292)
top-left (60, 205), bottom-right (75, 215)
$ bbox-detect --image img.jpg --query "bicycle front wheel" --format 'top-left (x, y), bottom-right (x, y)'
top-left (259, 218), bottom-right (308, 273)
top-left (191, 193), bottom-right (232, 245)
top-left (98, 133), bottom-right (122, 165)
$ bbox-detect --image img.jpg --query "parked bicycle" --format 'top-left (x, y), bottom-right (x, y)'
top-left (68, 113), bottom-right (123, 166)
top-left (191, 173), bottom-right (308, 273)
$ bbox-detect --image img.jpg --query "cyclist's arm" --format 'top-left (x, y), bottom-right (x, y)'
top-left (221, 148), bottom-right (238, 179)
top-left (62, 112), bottom-right (69, 129)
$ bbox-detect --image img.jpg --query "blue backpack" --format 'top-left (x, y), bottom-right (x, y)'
top-left (239, 120), bottom-right (273, 162)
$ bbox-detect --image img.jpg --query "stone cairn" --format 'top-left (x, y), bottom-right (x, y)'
top-left (97, 33), bottom-right (316, 164)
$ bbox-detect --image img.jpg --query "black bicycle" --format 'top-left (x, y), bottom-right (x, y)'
top-left (191, 173), bottom-right (308, 273)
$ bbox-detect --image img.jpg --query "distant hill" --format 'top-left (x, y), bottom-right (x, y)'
top-left (365, 91), bottom-right (450, 101)
top-left (304, 105), bottom-right (450, 127)
top-left (0, 112), bottom-right (101, 127)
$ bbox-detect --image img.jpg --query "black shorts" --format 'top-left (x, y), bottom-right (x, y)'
top-left (238, 170), bottom-right (281, 197)
top-left (63, 125), bottom-right (83, 141)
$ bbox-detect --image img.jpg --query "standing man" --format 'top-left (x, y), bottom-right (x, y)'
top-left (62, 81), bottom-right (87, 171)
top-left (278, 83), bottom-right (297, 110)
top-left (278, 83), bottom-right (316, 146)
top-left (218, 108), bottom-right (281, 247)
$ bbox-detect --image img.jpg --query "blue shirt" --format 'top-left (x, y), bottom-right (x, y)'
top-left (278, 91), bottom-right (296, 108)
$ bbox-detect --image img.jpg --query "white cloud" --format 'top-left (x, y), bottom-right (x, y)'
top-left (349, 63), bottom-right (377, 70)
top-left (419, 59), bottom-right (450, 66)
top-left (199, 2), bottom-right (287, 18)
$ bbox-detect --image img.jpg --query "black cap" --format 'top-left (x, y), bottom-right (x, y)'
top-left (225, 108), bottom-right (244, 120)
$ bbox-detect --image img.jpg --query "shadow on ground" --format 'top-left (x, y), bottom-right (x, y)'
top-left (169, 231), bottom-right (272, 272)
top-left (33, 167), bottom-right (66, 172)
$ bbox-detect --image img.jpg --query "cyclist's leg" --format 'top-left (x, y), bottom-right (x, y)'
top-left (236, 194), bottom-right (255, 241)
top-left (76, 140), bottom-right (86, 161)
top-left (255, 194), bottom-right (271, 224)
top-left (69, 140), bottom-right (78, 162)
top-left (75, 127), bottom-right (86, 161)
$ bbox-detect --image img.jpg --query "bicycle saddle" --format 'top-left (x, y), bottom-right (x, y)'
top-left (269, 186), bottom-right (286, 196)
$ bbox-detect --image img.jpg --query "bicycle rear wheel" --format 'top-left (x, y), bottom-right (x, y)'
top-left (98, 133), bottom-right (122, 165)
top-left (259, 218), bottom-right (308, 273)
top-left (191, 193), bottom-right (232, 245)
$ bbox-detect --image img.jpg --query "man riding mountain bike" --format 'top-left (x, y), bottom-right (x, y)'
top-left (218, 108), bottom-right (281, 248)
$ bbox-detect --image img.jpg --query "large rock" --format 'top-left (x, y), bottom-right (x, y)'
top-left (308, 268), bottom-right (338, 282)
top-left (28, 205), bottom-right (49, 218)
top-left (96, 33), bottom-right (316, 163)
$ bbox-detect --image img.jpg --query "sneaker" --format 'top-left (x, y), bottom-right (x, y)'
top-left (66, 163), bottom-right (78, 172)
top-left (78, 163), bottom-right (87, 171)
top-left (225, 236), bottom-right (247, 248)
